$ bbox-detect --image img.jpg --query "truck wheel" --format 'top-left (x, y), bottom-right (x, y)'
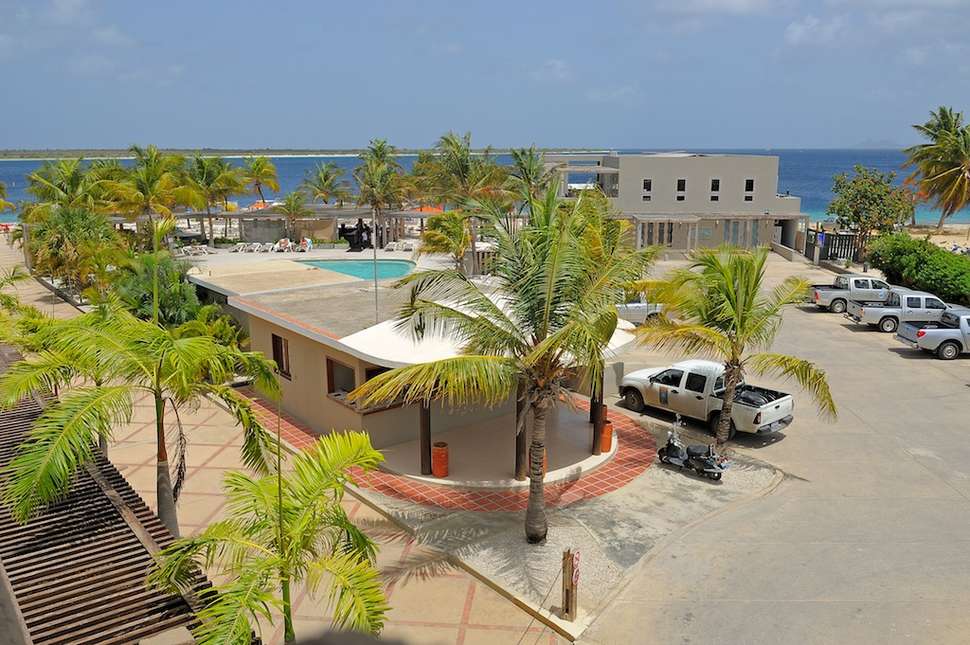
top-left (937, 341), bottom-right (961, 360)
top-left (878, 317), bottom-right (898, 333)
top-left (624, 388), bottom-right (645, 412)
top-left (708, 413), bottom-right (737, 440)
top-left (829, 299), bottom-right (847, 314)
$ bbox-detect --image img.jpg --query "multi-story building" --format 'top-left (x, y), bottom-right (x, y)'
top-left (545, 152), bottom-right (808, 256)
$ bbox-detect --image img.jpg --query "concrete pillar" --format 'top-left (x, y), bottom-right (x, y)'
top-left (420, 402), bottom-right (432, 475)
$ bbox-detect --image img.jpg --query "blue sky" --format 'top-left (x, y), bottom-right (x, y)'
top-left (0, 0), bottom-right (968, 149)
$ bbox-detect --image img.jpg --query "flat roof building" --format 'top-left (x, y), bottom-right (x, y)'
top-left (545, 152), bottom-right (808, 255)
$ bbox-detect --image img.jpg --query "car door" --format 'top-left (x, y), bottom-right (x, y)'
top-left (680, 372), bottom-right (709, 420)
top-left (871, 279), bottom-right (891, 301)
top-left (851, 278), bottom-right (872, 300)
top-left (924, 296), bottom-right (947, 322)
top-left (903, 295), bottom-right (922, 321)
top-left (644, 368), bottom-right (684, 410)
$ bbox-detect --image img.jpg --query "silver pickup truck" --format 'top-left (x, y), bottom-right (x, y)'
top-left (845, 288), bottom-right (949, 333)
top-left (620, 359), bottom-right (795, 439)
top-left (811, 274), bottom-right (892, 313)
top-left (896, 309), bottom-right (970, 360)
top-left (616, 295), bottom-right (662, 325)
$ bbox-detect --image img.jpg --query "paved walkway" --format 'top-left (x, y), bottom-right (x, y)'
top-left (241, 387), bottom-right (657, 512)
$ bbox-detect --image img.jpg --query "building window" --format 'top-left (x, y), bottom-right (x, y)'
top-left (676, 178), bottom-right (686, 192)
top-left (642, 179), bottom-right (652, 191)
top-left (271, 334), bottom-right (290, 379)
top-left (744, 195), bottom-right (753, 202)
top-left (710, 195), bottom-right (719, 202)
top-left (745, 178), bottom-right (755, 192)
top-left (641, 194), bottom-right (651, 202)
top-left (668, 223), bottom-right (673, 245)
top-left (326, 358), bottom-right (356, 394)
top-left (710, 178), bottom-right (720, 192)
top-left (676, 195), bottom-right (685, 201)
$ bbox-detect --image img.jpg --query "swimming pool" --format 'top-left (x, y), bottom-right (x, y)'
top-left (299, 259), bottom-right (415, 280)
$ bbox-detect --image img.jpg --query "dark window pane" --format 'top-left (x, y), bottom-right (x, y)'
top-left (906, 297), bottom-right (921, 308)
top-left (710, 195), bottom-right (719, 202)
top-left (642, 179), bottom-right (652, 191)
top-left (710, 179), bottom-right (720, 192)
top-left (677, 178), bottom-right (686, 191)
top-left (656, 369), bottom-right (684, 387)
top-left (685, 373), bottom-right (707, 393)
top-left (744, 195), bottom-right (753, 202)
top-left (927, 299), bottom-right (946, 310)
top-left (676, 195), bottom-right (685, 201)
top-left (745, 178), bottom-right (755, 192)
top-left (271, 334), bottom-right (290, 378)
top-left (642, 195), bottom-right (651, 202)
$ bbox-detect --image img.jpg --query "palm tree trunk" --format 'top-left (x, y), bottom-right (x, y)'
top-left (99, 434), bottom-right (108, 459)
top-left (936, 210), bottom-right (947, 232)
top-left (154, 390), bottom-right (180, 537)
top-left (525, 399), bottom-right (549, 543)
top-left (469, 217), bottom-right (479, 275)
top-left (716, 363), bottom-right (742, 445)
top-left (257, 184), bottom-right (266, 204)
top-left (281, 575), bottom-right (296, 642)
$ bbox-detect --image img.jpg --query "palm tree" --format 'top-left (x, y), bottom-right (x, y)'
top-left (104, 145), bottom-right (192, 226)
top-left (418, 210), bottom-right (470, 271)
top-left (113, 251), bottom-right (201, 326)
top-left (25, 158), bottom-right (108, 219)
top-left (905, 106), bottom-right (970, 230)
top-left (0, 301), bottom-right (279, 536)
top-left (0, 181), bottom-right (13, 212)
top-left (28, 207), bottom-right (119, 294)
top-left (147, 431), bottom-right (388, 643)
top-left (185, 156), bottom-right (241, 246)
top-left (243, 156), bottom-right (280, 205)
top-left (507, 146), bottom-right (555, 211)
top-left (636, 246), bottom-right (836, 444)
top-left (276, 191), bottom-right (312, 241)
top-left (302, 161), bottom-right (349, 206)
top-left (0, 265), bottom-right (29, 312)
top-left (349, 184), bottom-right (653, 543)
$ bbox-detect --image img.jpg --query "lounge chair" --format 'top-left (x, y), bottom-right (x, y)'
top-left (229, 243), bottom-right (247, 253)
top-left (259, 242), bottom-right (274, 252)
top-left (245, 242), bottom-right (261, 252)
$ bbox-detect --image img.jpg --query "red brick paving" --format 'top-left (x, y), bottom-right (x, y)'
top-left (239, 387), bottom-right (656, 512)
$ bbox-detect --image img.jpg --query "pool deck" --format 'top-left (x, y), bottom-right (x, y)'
top-left (185, 245), bottom-right (447, 297)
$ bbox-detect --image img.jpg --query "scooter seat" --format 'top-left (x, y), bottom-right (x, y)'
top-left (686, 445), bottom-right (707, 458)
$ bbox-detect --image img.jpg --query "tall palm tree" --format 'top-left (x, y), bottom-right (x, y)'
top-left (636, 246), bottom-right (836, 444)
top-left (904, 106), bottom-right (970, 230)
top-left (349, 184), bottom-right (653, 543)
top-left (147, 431), bottom-right (388, 643)
top-left (507, 146), bottom-right (555, 211)
top-left (0, 181), bottom-right (13, 212)
top-left (276, 191), bottom-right (312, 240)
top-left (418, 210), bottom-right (470, 271)
top-left (0, 301), bottom-right (279, 536)
top-left (302, 161), bottom-right (348, 205)
top-left (185, 156), bottom-right (241, 246)
top-left (104, 145), bottom-right (192, 226)
top-left (25, 158), bottom-right (108, 219)
top-left (243, 156), bottom-right (280, 205)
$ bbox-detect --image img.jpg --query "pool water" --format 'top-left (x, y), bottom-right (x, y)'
top-left (300, 259), bottom-right (415, 280)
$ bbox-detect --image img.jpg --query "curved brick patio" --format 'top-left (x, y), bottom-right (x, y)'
top-left (242, 389), bottom-right (656, 512)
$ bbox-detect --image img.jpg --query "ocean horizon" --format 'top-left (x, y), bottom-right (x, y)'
top-left (2, 148), bottom-right (966, 225)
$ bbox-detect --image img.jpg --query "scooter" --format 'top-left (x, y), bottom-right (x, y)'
top-left (658, 416), bottom-right (730, 481)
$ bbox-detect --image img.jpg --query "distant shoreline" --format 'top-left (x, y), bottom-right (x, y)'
top-left (0, 146), bottom-right (908, 161)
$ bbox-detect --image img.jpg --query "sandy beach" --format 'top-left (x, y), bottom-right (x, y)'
top-left (905, 223), bottom-right (970, 247)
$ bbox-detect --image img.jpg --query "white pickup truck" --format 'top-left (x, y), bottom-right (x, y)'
top-left (616, 295), bottom-right (662, 325)
top-left (811, 274), bottom-right (892, 313)
top-left (620, 360), bottom-right (795, 439)
top-left (896, 309), bottom-right (970, 360)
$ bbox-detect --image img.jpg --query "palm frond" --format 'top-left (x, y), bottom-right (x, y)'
top-left (305, 551), bottom-right (388, 634)
top-left (746, 352), bottom-right (838, 420)
top-left (289, 432), bottom-right (383, 502)
top-left (347, 355), bottom-right (518, 408)
top-left (208, 384), bottom-right (276, 474)
top-left (0, 351), bottom-right (78, 408)
top-left (2, 385), bottom-right (132, 522)
top-left (635, 315), bottom-right (730, 358)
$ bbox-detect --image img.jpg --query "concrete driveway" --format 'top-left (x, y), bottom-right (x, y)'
top-left (586, 256), bottom-right (970, 644)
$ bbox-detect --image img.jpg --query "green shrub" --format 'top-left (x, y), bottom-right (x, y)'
top-left (868, 234), bottom-right (970, 305)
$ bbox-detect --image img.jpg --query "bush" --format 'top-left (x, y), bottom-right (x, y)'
top-left (868, 234), bottom-right (970, 305)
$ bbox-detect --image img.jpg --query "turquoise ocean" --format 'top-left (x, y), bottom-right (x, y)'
top-left (1, 149), bottom-right (963, 225)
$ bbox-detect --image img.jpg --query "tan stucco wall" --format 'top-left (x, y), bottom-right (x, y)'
top-left (249, 316), bottom-right (515, 449)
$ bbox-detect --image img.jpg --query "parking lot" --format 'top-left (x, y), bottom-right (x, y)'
top-left (585, 255), bottom-right (970, 644)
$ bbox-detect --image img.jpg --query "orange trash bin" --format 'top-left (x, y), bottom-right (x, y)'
top-left (600, 420), bottom-right (614, 453)
top-left (432, 441), bottom-right (449, 477)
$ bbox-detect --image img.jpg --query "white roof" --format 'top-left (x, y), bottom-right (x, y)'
top-left (340, 317), bottom-right (638, 368)
top-left (670, 359), bottom-right (723, 375)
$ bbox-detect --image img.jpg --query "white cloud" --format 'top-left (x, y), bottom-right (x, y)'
top-left (655, 0), bottom-right (778, 13)
top-left (93, 25), bottom-right (134, 47)
top-left (533, 59), bottom-right (571, 82)
top-left (586, 84), bottom-right (639, 104)
top-left (784, 15), bottom-right (847, 46)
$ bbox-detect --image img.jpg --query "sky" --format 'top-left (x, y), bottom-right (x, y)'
top-left (0, 0), bottom-right (968, 150)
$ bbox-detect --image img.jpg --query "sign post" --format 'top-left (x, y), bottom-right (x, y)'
top-left (562, 549), bottom-right (579, 621)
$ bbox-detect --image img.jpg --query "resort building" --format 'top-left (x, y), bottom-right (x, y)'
top-left (544, 152), bottom-right (808, 256)
top-left (191, 256), bottom-right (632, 486)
